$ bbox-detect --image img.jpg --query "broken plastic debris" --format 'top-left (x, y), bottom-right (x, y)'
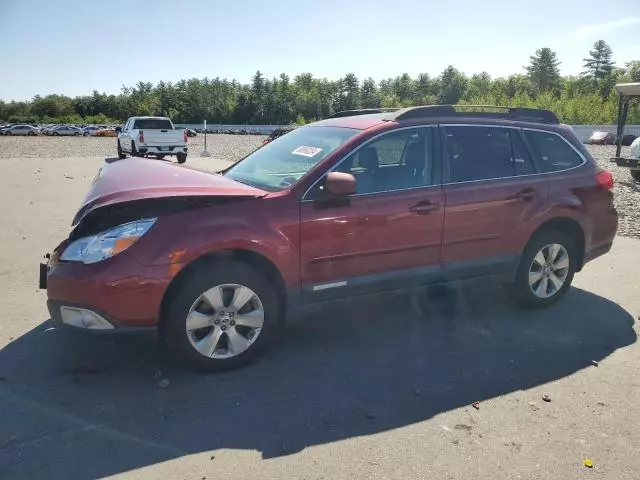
top-left (542, 394), bottom-right (551, 402)
top-left (583, 458), bottom-right (593, 468)
top-left (472, 401), bottom-right (480, 410)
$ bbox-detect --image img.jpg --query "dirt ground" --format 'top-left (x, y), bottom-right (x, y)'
top-left (0, 137), bottom-right (639, 480)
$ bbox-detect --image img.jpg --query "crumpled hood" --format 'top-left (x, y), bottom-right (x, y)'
top-left (72, 158), bottom-right (267, 225)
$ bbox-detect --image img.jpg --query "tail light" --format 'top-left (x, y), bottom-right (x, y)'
top-left (184, 129), bottom-right (188, 143)
top-left (596, 170), bottom-right (613, 190)
top-left (139, 130), bottom-right (144, 144)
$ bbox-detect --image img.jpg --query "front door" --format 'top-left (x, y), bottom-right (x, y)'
top-left (440, 124), bottom-right (548, 278)
top-left (300, 126), bottom-right (444, 301)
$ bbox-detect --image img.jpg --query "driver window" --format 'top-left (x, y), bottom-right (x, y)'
top-left (336, 127), bottom-right (433, 194)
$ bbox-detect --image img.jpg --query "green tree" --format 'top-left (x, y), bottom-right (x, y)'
top-left (582, 40), bottom-right (615, 82)
top-left (625, 61), bottom-right (640, 82)
top-left (526, 48), bottom-right (561, 93)
top-left (438, 65), bottom-right (467, 104)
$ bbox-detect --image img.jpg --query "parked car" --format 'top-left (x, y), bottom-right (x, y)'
top-left (41, 105), bottom-right (618, 372)
top-left (186, 128), bottom-right (197, 138)
top-left (116, 116), bottom-right (188, 163)
top-left (3, 124), bottom-right (39, 136)
top-left (262, 127), bottom-right (294, 145)
top-left (95, 128), bottom-right (118, 137)
top-left (83, 126), bottom-right (101, 136)
top-left (51, 125), bottom-right (83, 136)
top-left (588, 131), bottom-right (615, 145)
top-left (619, 134), bottom-right (637, 147)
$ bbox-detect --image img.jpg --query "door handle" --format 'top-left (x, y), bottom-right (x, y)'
top-left (409, 201), bottom-right (439, 215)
top-left (513, 188), bottom-right (536, 201)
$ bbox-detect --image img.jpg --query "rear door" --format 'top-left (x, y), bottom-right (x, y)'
top-left (441, 124), bottom-right (547, 278)
top-left (299, 126), bottom-right (444, 301)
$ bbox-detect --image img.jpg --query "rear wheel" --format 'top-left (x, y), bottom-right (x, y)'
top-left (160, 261), bottom-right (280, 372)
top-left (508, 230), bottom-right (576, 309)
top-left (28, 131), bottom-right (35, 136)
top-left (177, 153), bottom-right (187, 164)
top-left (117, 141), bottom-right (126, 159)
top-left (74, 132), bottom-right (79, 136)
top-left (631, 170), bottom-right (640, 182)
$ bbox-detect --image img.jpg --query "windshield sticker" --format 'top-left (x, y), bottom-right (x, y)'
top-left (291, 146), bottom-right (323, 158)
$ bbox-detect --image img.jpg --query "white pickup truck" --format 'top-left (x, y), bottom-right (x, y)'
top-left (116, 116), bottom-right (188, 163)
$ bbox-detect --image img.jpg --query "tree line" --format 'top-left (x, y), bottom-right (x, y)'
top-left (1, 40), bottom-right (639, 126)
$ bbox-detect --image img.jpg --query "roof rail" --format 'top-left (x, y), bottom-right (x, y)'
top-left (328, 108), bottom-right (400, 119)
top-left (386, 105), bottom-right (559, 124)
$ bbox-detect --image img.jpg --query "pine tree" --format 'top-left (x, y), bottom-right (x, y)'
top-left (526, 48), bottom-right (561, 93)
top-left (582, 40), bottom-right (615, 81)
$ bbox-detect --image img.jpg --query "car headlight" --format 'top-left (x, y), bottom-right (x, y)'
top-left (61, 218), bottom-right (157, 264)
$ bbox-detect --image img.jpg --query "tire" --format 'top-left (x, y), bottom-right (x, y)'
top-left (5, 131), bottom-right (11, 136)
top-left (177, 153), bottom-right (187, 164)
top-left (160, 260), bottom-right (280, 372)
top-left (508, 230), bottom-right (576, 309)
top-left (631, 170), bottom-right (640, 182)
top-left (84, 132), bottom-right (89, 136)
top-left (131, 141), bottom-right (138, 157)
top-left (117, 141), bottom-right (126, 160)
top-left (53, 132), bottom-right (59, 136)
top-left (28, 131), bottom-right (35, 136)
top-left (74, 132), bottom-right (79, 136)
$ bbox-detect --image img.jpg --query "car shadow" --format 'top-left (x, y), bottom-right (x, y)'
top-left (0, 282), bottom-right (635, 479)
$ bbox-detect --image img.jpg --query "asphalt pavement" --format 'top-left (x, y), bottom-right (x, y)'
top-left (0, 154), bottom-right (639, 480)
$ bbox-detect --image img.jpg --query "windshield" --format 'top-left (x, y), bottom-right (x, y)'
top-left (225, 126), bottom-right (359, 191)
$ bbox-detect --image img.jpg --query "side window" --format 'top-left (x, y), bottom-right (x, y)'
top-left (523, 130), bottom-right (584, 173)
top-left (511, 130), bottom-right (536, 176)
top-left (336, 128), bottom-right (433, 194)
top-left (444, 126), bottom-right (513, 182)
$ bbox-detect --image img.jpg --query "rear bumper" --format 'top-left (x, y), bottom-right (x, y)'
top-left (137, 145), bottom-right (188, 155)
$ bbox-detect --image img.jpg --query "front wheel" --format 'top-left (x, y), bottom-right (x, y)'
top-left (507, 230), bottom-right (576, 309)
top-left (160, 261), bottom-right (280, 372)
top-left (631, 170), bottom-right (640, 182)
top-left (117, 141), bottom-right (126, 159)
top-left (74, 132), bottom-right (80, 136)
top-left (131, 141), bottom-right (138, 157)
top-left (177, 153), bottom-right (187, 164)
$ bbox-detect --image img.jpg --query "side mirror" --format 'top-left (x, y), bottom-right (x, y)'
top-left (325, 172), bottom-right (356, 197)
top-left (114, 126), bottom-right (122, 133)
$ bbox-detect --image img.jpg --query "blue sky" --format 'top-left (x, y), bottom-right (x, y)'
top-left (1, 0), bottom-right (639, 100)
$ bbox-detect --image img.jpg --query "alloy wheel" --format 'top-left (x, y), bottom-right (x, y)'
top-left (528, 243), bottom-right (570, 298)
top-left (185, 283), bottom-right (264, 359)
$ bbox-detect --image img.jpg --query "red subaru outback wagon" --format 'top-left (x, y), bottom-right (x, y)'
top-left (42, 106), bottom-right (618, 371)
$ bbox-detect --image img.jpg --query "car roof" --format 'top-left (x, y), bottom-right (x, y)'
top-left (309, 106), bottom-right (561, 132)
top-left (309, 113), bottom-right (391, 130)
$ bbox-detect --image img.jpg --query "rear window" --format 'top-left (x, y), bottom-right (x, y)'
top-left (132, 118), bottom-right (173, 130)
top-left (524, 130), bottom-right (584, 173)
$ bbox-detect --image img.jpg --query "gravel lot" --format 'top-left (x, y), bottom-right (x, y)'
top-left (0, 134), bottom-right (265, 162)
top-left (0, 135), bottom-right (639, 479)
